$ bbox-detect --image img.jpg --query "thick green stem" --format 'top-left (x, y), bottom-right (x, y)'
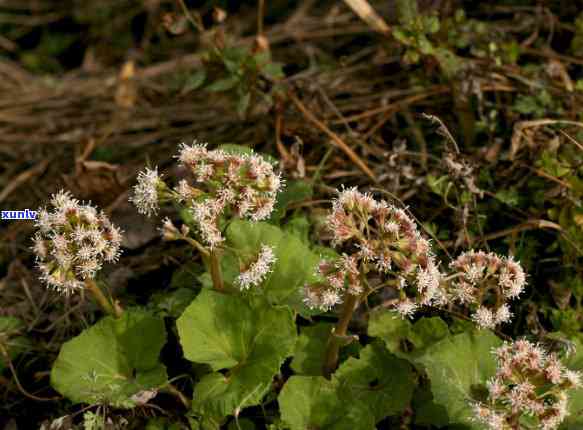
top-left (322, 293), bottom-right (359, 379)
top-left (85, 279), bottom-right (122, 318)
top-left (209, 250), bottom-right (224, 292)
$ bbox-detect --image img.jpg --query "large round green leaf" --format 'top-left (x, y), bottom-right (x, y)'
top-left (50, 309), bottom-right (167, 408)
top-left (224, 220), bottom-right (325, 313)
top-left (368, 310), bottom-right (450, 366)
top-left (280, 342), bottom-right (414, 429)
top-left (177, 289), bottom-right (296, 418)
top-left (415, 330), bottom-right (502, 427)
top-left (334, 341), bottom-right (415, 422)
top-left (279, 375), bottom-right (376, 430)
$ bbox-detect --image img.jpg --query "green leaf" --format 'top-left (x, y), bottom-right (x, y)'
top-left (0, 316), bottom-right (25, 334)
top-left (262, 62), bottom-right (285, 79)
top-left (236, 92), bottom-right (251, 117)
top-left (207, 76), bottom-right (239, 92)
top-left (426, 174), bottom-right (451, 198)
top-left (282, 342), bottom-right (413, 429)
top-left (368, 310), bottom-right (449, 364)
top-left (176, 289), bottom-right (296, 418)
top-left (415, 330), bottom-right (502, 427)
top-left (412, 386), bottom-right (450, 427)
top-left (170, 262), bottom-right (202, 290)
top-left (290, 323), bottom-right (334, 376)
top-left (396, 0), bottom-right (419, 25)
top-left (334, 342), bottom-right (415, 422)
top-left (153, 287), bottom-right (198, 318)
top-left (50, 309), bottom-right (167, 408)
top-left (0, 316), bottom-right (30, 372)
top-left (279, 376), bottom-right (376, 430)
top-left (412, 317), bottom-right (450, 349)
top-left (183, 70), bottom-right (207, 93)
top-left (270, 180), bottom-right (313, 222)
top-left (368, 309), bottom-right (416, 357)
top-left (494, 188), bottom-right (520, 207)
top-left (283, 216), bottom-right (311, 243)
top-left (225, 220), bottom-right (324, 313)
top-left (222, 47), bottom-right (248, 73)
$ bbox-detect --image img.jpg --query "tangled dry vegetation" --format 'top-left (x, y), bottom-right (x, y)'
top-left (1, 0), bottom-right (583, 429)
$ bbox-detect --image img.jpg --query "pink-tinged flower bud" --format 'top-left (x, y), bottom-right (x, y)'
top-left (394, 299), bottom-right (417, 319)
top-left (160, 217), bottom-right (181, 241)
top-left (448, 250), bottom-right (526, 329)
top-left (472, 306), bottom-right (495, 329)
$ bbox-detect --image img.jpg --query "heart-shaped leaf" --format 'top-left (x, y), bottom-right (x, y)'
top-left (51, 309), bottom-right (167, 408)
top-left (224, 220), bottom-right (325, 314)
top-left (177, 289), bottom-right (296, 418)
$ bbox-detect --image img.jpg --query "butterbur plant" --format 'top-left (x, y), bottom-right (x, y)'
top-left (23, 142), bottom-right (583, 430)
top-left (33, 190), bottom-right (123, 317)
top-left (303, 188), bottom-right (444, 376)
top-left (130, 141), bottom-right (282, 291)
top-left (304, 187), bottom-right (443, 317)
top-left (473, 340), bottom-right (582, 429)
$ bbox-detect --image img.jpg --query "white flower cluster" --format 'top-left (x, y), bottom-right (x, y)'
top-left (129, 167), bottom-right (163, 217)
top-left (303, 255), bottom-right (361, 311)
top-left (473, 339), bottom-right (581, 430)
top-left (32, 190), bottom-right (123, 295)
top-left (304, 187), bottom-right (443, 317)
top-left (179, 143), bottom-right (282, 247)
top-left (129, 141), bottom-right (282, 249)
top-left (235, 244), bottom-right (277, 290)
top-left (448, 250), bottom-right (526, 329)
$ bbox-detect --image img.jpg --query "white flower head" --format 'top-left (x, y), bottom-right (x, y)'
top-left (177, 141), bottom-right (208, 166)
top-left (190, 199), bottom-right (224, 248)
top-left (236, 245), bottom-right (277, 290)
top-left (33, 191), bottom-right (123, 295)
top-left (130, 167), bottom-right (162, 217)
top-left (494, 304), bottom-right (512, 325)
top-left (302, 284), bottom-right (342, 312)
top-left (395, 299), bottom-right (417, 319)
top-left (474, 340), bottom-right (579, 429)
top-left (472, 306), bottom-right (495, 329)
